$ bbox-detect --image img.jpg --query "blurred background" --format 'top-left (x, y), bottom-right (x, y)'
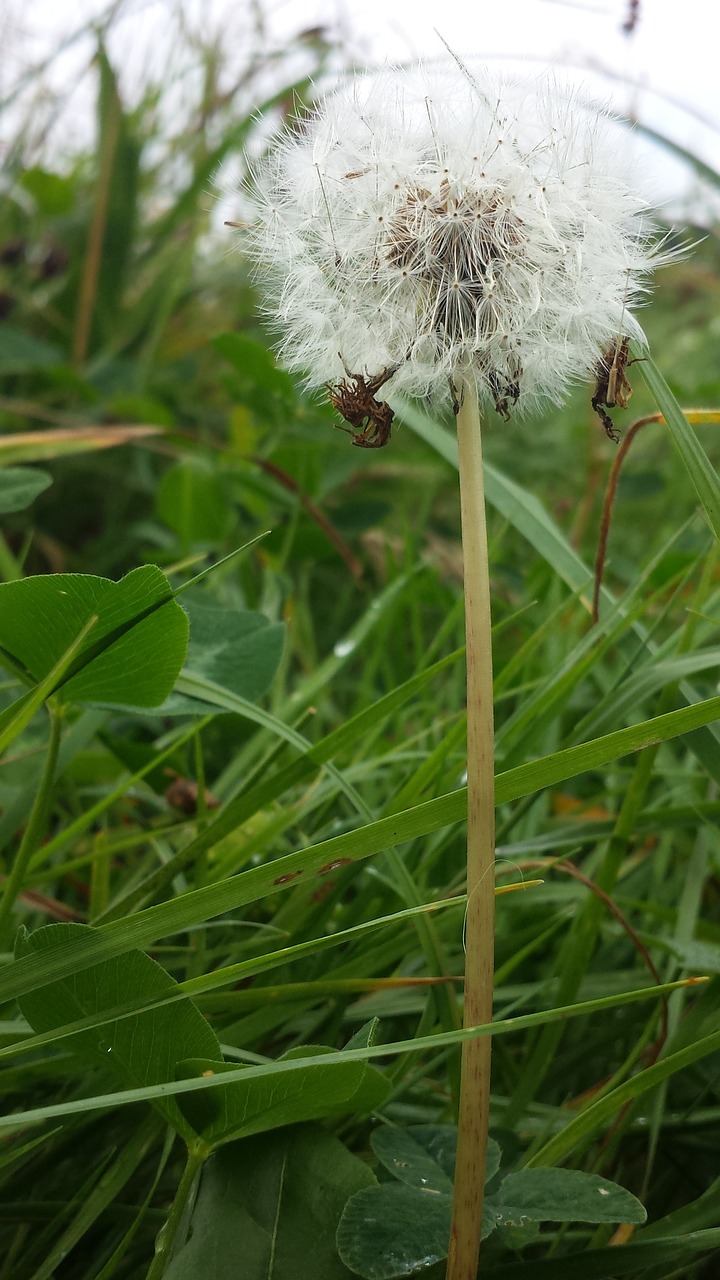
top-left (4, 0), bottom-right (720, 219)
top-left (1, 0), bottom-right (718, 593)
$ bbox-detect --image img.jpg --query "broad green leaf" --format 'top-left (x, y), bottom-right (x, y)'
top-left (338, 1131), bottom-right (499, 1280)
top-left (338, 1151), bottom-right (644, 1278)
top-left (488, 1168), bottom-right (646, 1228)
top-left (156, 459), bottom-right (233, 546)
top-left (372, 1126), bottom-right (455, 1192)
top-left (372, 1126), bottom-right (499, 1192)
top-left (0, 326), bottom-right (63, 373)
top-left (177, 1045), bottom-right (389, 1145)
top-left (337, 1184), bottom-right (453, 1279)
top-left (213, 332), bottom-right (295, 398)
top-left (166, 1125), bottom-right (374, 1280)
top-left (213, 331), bottom-right (297, 423)
top-left (16, 922), bottom-right (221, 1140)
top-left (0, 901), bottom-right (457, 1066)
top-left (160, 599), bottom-right (285, 715)
top-left (20, 166), bottom-right (75, 215)
top-left (0, 466), bottom-right (52, 513)
top-left (0, 565), bottom-right (188, 706)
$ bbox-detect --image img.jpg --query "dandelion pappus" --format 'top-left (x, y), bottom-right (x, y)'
top-left (326, 357), bottom-right (398, 448)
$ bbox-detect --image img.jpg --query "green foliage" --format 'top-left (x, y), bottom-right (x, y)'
top-left (14, 921), bottom-right (388, 1147)
top-left (0, 328), bottom-right (64, 374)
top-left (156, 459), bottom-right (234, 547)
top-left (2, 12), bottom-right (720, 1280)
top-left (165, 1125), bottom-right (375, 1280)
top-left (177, 1045), bottom-right (389, 1145)
top-left (0, 565), bottom-right (189, 706)
top-left (212, 333), bottom-right (298, 425)
top-left (336, 1129), bottom-right (645, 1278)
top-left (161, 597), bottom-right (285, 715)
top-left (15, 921), bottom-right (221, 1139)
top-left (0, 466), bottom-right (52, 513)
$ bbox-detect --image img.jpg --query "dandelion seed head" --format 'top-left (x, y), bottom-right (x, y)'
top-left (244, 61), bottom-right (669, 420)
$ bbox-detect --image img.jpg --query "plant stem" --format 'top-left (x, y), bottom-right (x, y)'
top-left (0, 699), bottom-right (63, 950)
top-left (0, 530), bottom-right (22, 582)
top-left (72, 76), bottom-right (120, 367)
top-left (146, 1139), bottom-right (209, 1280)
top-left (447, 390), bottom-right (495, 1280)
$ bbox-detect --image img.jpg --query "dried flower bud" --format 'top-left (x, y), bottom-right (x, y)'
top-left (245, 60), bottom-right (668, 421)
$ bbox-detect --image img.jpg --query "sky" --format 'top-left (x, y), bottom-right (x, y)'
top-left (3, 0), bottom-right (719, 221)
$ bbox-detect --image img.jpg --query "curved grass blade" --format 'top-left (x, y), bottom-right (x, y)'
top-left (0, 615), bottom-right (98, 756)
top-left (0, 899), bottom-right (464, 1065)
top-left (525, 1018), bottom-right (720, 1168)
top-left (480, 1229), bottom-right (720, 1279)
top-left (0, 978), bottom-right (700, 1130)
top-left (639, 356), bottom-right (720, 542)
top-left (4, 689), bottom-right (720, 1003)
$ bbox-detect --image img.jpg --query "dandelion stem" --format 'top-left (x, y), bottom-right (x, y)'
top-left (447, 388), bottom-right (495, 1280)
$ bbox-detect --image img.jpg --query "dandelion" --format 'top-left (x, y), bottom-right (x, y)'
top-left (246, 59), bottom-right (660, 436)
top-left (241, 55), bottom-right (666, 1280)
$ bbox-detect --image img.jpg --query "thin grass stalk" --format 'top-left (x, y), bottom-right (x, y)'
top-left (447, 388), bottom-right (495, 1279)
top-left (0, 699), bottom-right (63, 950)
top-left (146, 1139), bottom-right (209, 1280)
top-left (72, 76), bottom-right (120, 366)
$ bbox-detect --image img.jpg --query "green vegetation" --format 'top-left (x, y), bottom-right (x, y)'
top-left (2, 13), bottom-right (720, 1279)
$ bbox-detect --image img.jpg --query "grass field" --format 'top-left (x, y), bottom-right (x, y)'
top-left (2, 12), bottom-right (720, 1280)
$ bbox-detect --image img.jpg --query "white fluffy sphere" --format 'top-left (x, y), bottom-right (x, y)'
top-left (245, 60), bottom-right (666, 424)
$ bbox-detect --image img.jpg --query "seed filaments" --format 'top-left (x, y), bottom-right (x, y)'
top-left (385, 184), bottom-right (526, 419)
top-left (328, 183), bottom-right (527, 435)
top-left (245, 63), bottom-right (665, 431)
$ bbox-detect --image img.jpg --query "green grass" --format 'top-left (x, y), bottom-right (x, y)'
top-left (2, 13), bottom-right (720, 1280)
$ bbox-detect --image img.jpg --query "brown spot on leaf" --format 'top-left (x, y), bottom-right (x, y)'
top-left (318, 858), bottom-right (353, 875)
top-left (273, 869), bottom-right (304, 886)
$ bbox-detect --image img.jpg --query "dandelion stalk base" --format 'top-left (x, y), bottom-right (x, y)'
top-left (447, 390), bottom-right (495, 1280)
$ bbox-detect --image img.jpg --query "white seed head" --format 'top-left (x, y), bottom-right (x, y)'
top-left (244, 60), bottom-right (668, 420)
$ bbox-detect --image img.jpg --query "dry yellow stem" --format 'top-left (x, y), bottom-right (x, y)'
top-left (446, 389), bottom-right (495, 1280)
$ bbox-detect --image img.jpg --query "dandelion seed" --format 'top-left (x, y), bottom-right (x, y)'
top-left (243, 61), bottom-right (668, 434)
